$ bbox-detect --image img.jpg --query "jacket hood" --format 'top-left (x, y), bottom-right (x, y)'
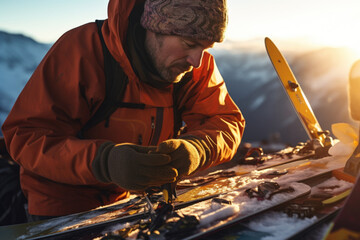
top-left (102, 0), bottom-right (145, 80)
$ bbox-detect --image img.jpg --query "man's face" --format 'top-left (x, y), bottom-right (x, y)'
top-left (145, 31), bottom-right (215, 83)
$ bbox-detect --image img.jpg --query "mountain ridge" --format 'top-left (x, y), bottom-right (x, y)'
top-left (0, 30), bottom-right (357, 145)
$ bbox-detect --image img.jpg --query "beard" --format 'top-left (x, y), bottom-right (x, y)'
top-left (164, 63), bottom-right (193, 83)
top-left (145, 34), bottom-right (192, 83)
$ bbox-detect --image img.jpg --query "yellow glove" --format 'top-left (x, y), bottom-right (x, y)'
top-left (156, 137), bottom-right (210, 178)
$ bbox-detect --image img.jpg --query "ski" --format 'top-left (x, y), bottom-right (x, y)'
top-left (188, 163), bottom-right (355, 240)
top-left (152, 120), bottom-right (355, 240)
top-left (85, 155), bottom-right (348, 239)
top-left (282, 177), bottom-right (354, 239)
top-left (0, 196), bottom-right (148, 239)
top-left (192, 118), bottom-right (358, 240)
top-left (91, 181), bottom-right (311, 240)
top-left (0, 150), bottom-right (349, 239)
top-left (0, 190), bottom-right (227, 240)
top-left (0, 183), bottom-right (310, 240)
top-left (181, 182), bottom-right (311, 240)
top-left (0, 145), bottom-right (320, 239)
top-left (265, 37), bottom-right (331, 149)
top-left (0, 164), bottom-right (308, 240)
top-left (0, 148), bottom-right (346, 239)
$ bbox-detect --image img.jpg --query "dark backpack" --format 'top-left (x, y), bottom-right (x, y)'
top-left (78, 20), bottom-right (188, 138)
top-left (0, 137), bottom-right (27, 226)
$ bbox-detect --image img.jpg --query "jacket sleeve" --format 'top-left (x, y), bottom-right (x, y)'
top-left (178, 52), bottom-right (245, 170)
top-left (1, 23), bottom-right (108, 185)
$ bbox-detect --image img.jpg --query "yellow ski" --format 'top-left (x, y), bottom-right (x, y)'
top-left (265, 37), bottom-right (328, 146)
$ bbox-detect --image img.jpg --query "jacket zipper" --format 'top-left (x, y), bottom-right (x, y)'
top-left (149, 108), bottom-right (164, 145)
top-left (148, 116), bottom-right (155, 145)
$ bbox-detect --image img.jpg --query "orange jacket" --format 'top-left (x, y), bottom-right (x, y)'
top-left (1, 0), bottom-right (245, 216)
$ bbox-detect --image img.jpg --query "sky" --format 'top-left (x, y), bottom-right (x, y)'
top-left (0, 0), bottom-right (360, 53)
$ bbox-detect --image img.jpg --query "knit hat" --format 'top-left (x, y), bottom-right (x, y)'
top-left (140, 0), bottom-right (228, 42)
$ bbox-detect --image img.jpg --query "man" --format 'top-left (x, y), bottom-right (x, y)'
top-left (1, 0), bottom-right (245, 219)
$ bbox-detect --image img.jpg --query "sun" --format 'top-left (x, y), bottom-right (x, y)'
top-left (348, 44), bottom-right (360, 59)
top-left (312, 33), bottom-right (360, 59)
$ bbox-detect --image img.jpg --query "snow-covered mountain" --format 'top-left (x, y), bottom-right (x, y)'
top-left (0, 31), bottom-right (51, 127)
top-left (0, 31), bottom-right (358, 146)
top-left (211, 40), bottom-right (358, 145)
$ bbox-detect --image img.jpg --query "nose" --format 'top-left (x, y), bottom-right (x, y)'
top-left (187, 49), bottom-right (204, 68)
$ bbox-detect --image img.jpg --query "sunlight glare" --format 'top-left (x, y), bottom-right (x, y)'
top-left (313, 34), bottom-right (360, 59)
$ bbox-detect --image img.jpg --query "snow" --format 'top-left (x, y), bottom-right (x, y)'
top-left (312, 177), bottom-right (353, 195)
top-left (247, 212), bottom-right (318, 240)
top-left (223, 182), bottom-right (309, 218)
top-left (243, 176), bottom-right (354, 240)
top-left (249, 95), bottom-right (266, 111)
top-left (199, 205), bottom-right (240, 227)
top-left (0, 31), bottom-right (50, 129)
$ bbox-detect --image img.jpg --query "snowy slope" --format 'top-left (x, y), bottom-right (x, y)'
top-left (211, 40), bottom-right (358, 145)
top-left (0, 31), bottom-right (50, 130)
top-left (0, 31), bottom-right (357, 146)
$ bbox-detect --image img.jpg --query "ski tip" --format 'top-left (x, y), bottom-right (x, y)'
top-left (264, 37), bottom-right (272, 46)
top-left (264, 37), bottom-right (282, 57)
top-left (350, 59), bottom-right (360, 79)
top-left (264, 37), bottom-right (276, 55)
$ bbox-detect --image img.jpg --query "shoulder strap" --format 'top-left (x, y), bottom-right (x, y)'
top-left (79, 20), bottom-right (189, 139)
top-left (78, 20), bottom-right (129, 138)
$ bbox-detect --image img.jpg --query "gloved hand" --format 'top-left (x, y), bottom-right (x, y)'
top-left (156, 137), bottom-right (210, 178)
top-left (92, 142), bottom-right (178, 191)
